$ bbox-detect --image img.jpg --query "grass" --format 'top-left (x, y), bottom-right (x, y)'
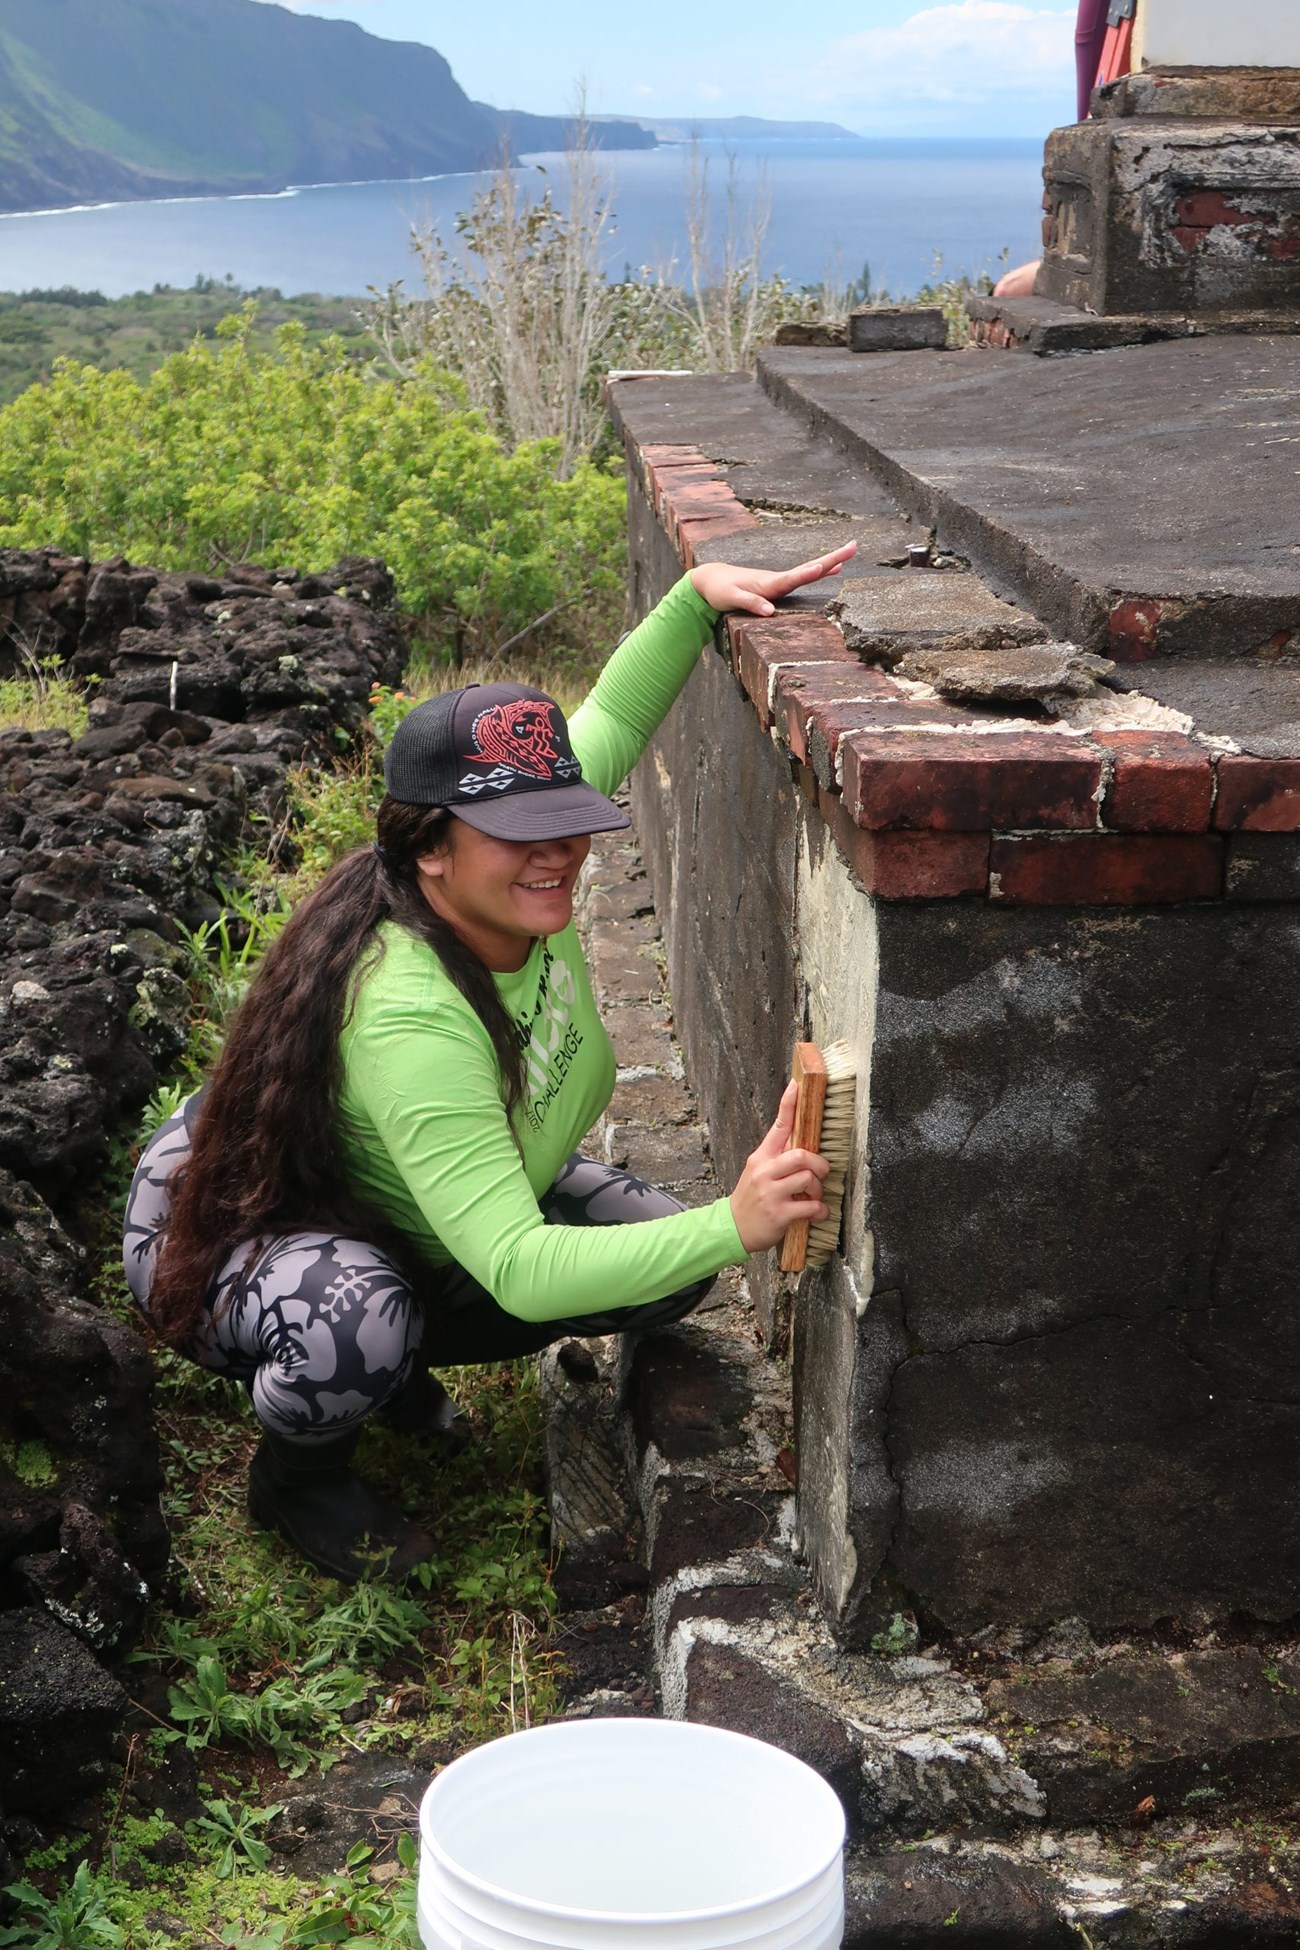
top-left (7, 692), bottom-right (569, 1948)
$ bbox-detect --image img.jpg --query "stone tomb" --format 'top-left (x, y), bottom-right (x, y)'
top-left (607, 333), bottom-right (1300, 1653)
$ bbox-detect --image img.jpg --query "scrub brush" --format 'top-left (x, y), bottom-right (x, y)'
top-left (779, 1040), bottom-right (857, 1274)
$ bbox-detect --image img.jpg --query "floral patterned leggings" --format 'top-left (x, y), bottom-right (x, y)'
top-left (123, 1095), bottom-right (712, 1445)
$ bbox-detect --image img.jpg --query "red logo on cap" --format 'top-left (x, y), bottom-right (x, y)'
top-left (468, 700), bottom-right (559, 780)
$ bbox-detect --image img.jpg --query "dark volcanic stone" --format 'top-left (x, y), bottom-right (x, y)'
top-left (0, 1608), bottom-right (126, 1816)
top-left (626, 1328), bottom-right (752, 1462)
top-left (986, 1648), bottom-right (1300, 1825)
top-left (683, 1638), bottom-right (861, 1827)
top-left (0, 1171), bottom-right (165, 1650)
top-left (844, 1848), bottom-right (1074, 1948)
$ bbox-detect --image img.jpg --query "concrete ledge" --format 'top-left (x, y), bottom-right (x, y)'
top-left (607, 389), bottom-right (1300, 905)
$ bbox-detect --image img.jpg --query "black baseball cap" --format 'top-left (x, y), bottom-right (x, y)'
top-left (383, 683), bottom-right (630, 841)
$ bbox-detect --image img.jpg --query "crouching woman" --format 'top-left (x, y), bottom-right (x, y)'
top-left (123, 548), bottom-right (850, 1581)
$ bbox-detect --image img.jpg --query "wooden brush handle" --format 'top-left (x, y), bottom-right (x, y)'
top-left (779, 1042), bottom-right (827, 1274)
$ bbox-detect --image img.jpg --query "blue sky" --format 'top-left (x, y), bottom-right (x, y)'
top-left (255, 1), bottom-right (1078, 136)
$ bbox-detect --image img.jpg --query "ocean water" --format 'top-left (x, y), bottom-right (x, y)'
top-left (0, 137), bottom-right (1045, 300)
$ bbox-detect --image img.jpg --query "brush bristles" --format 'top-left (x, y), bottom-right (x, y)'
top-left (807, 1040), bottom-right (856, 1268)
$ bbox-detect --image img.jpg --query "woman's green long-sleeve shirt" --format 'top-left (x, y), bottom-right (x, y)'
top-left (337, 576), bottom-right (749, 1323)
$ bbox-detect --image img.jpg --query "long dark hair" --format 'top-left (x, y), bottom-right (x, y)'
top-left (146, 796), bottom-right (528, 1350)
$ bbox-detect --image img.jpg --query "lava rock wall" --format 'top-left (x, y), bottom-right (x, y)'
top-left (0, 546), bottom-right (405, 1822)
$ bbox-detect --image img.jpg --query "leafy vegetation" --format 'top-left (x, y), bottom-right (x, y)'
top-left (370, 136), bottom-right (852, 472)
top-left (0, 309), bottom-right (626, 671)
top-left (0, 284), bottom-right (368, 409)
top-left (0, 656), bottom-right (92, 735)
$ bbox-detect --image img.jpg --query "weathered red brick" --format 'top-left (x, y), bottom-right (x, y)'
top-left (832, 803), bottom-right (990, 897)
top-left (675, 515), bottom-right (761, 569)
top-left (1108, 599), bottom-right (1162, 662)
top-left (990, 834), bottom-right (1223, 905)
top-left (806, 690), bottom-right (983, 788)
top-left (843, 730), bottom-right (1102, 832)
top-left (640, 443), bottom-right (708, 467)
top-left (1213, 756), bottom-right (1300, 832)
top-left (1094, 730), bottom-right (1213, 833)
top-left (773, 663), bottom-right (897, 768)
top-left (728, 615), bottom-right (857, 728)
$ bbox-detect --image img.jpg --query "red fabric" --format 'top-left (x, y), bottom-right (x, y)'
top-left (1075, 0), bottom-right (1110, 120)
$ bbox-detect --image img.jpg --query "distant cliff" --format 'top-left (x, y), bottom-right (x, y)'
top-left (0, 0), bottom-right (654, 216)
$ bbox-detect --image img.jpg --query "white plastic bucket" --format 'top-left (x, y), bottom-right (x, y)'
top-left (417, 1718), bottom-right (846, 1950)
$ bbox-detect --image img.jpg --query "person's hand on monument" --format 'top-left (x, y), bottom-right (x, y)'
top-left (690, 541), bottom-right (856, 618)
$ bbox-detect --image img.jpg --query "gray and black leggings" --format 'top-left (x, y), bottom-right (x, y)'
top-left (123, 1095), bottom-right (712, 1445)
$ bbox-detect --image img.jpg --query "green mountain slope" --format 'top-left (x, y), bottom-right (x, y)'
top-left (0, 0), bottom-right (652, 215)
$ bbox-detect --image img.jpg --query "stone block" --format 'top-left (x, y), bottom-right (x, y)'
top-left (678, 1637), bottom-right (862, 1822)
top-left (1094, 730), bottom-right (1215, 832)
top-left (605, 1070), bottom-right (694, 1127)
top-left (604, 1003), bottom-right (678, 1071)
top-left (844, 1849), bottom-right (1074, 1949)
top-left (989, 834), bottom-right (1224, 904)
top-left (829, 578), bottom-right (1046, 668)
top-left (1038, 118), bottom-right (1300, 318)
top-left (627, 1329), bottom-right (752, 1464)
top-left (589, 929), bottom-right (662, 997)
top-left (986, 1648), bottom-right (1300, 1825)
top-left (604, 1122), bottom-right (709, 1187)
top-left (848, 308), bottom-right (948, 353)
top-left (1214, 755), bottom-right (1300, 831)
top-left (0, 1607), bottom-right (127, 1816)
top-left (896, 641), bottom-right (1113, 707)
top-left (646, 1479), bottom-right (784, 1585)
top-left (844, 731), bottom-right (1101, 832)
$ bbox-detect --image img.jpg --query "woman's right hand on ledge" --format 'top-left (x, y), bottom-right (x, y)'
top-left (730, 1080), bottom-right (830, 1255)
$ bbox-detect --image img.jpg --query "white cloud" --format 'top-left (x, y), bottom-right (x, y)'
top-left (806, 2), bottom-right (1074, 108)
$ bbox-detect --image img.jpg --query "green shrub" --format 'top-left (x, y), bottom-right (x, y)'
top-left (0, 310), bottom-right (625, 663)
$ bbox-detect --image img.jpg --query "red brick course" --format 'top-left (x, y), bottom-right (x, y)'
top-left (626, 430), bottom-right (1299, 906)
top-left (727, 614), bottom-right (856, 730)
top-left (843, 730), bottom-right (1102, 832)
top-left (640, 451), bottom-right (762, 564)
top-left (1094, 731), bottom-right (1214, 833)
top-left (1213, 756), bottom-right (1300, 832)
top-left (835, 814), bottom-right (992, 899)
top-left (990, 835), bottom-right (1223, 905)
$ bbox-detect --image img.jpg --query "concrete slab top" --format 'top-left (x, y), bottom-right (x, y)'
top-left (1110, 660), bottom-right (1300, 751)
top-left (758, 338), bottom-right (1300, 654)
top-left (607, 371), bottom-right (904, 526)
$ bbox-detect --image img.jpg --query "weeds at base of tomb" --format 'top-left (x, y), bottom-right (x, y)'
top-left (5, 715), bottom-right (568, 1948)
top-left (0, 665), bottom-right (91, 738)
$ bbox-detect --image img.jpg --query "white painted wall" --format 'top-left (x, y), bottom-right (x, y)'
top-left (1134, 0), bottom-right (1300, 69)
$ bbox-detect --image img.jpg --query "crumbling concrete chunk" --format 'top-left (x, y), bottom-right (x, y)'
top-left (828, 578), bottom-right (1047, 668)
top-left (896, 641), bottom-right (1115, 707)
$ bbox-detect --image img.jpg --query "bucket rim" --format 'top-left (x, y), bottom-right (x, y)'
top-left (420, 1719), bottom-right (846, 1928)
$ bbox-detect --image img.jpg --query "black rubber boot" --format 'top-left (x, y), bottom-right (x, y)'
top-left (247, 1429), bottom-right (436, 1584)
top-left (380, 1366), bottom-right (472, 1459)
